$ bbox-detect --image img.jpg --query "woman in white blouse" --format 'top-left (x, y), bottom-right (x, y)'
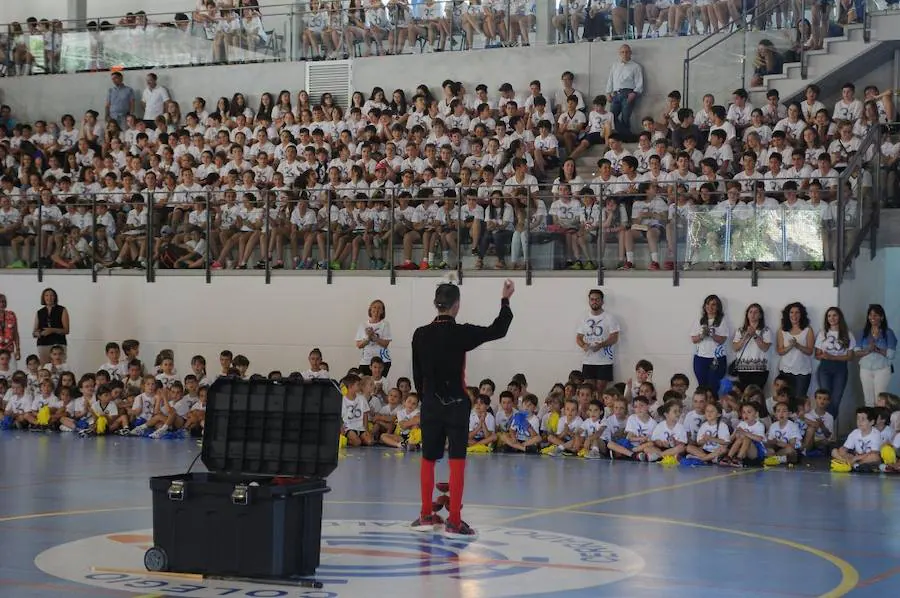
top-left (690, 294), bottom-right (730, 392)
top-left (355, 299), bottom-right (392, 376)
top-left (815, 306), bottom-right (856, 421)
top-left (731, 303), bottom-right (772, 391)
top-left (776, 301), bottom-right (815, 398)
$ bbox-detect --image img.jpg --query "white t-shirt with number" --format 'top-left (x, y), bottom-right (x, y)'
top-left (690, 318), bottom-right (731, 359)
top-left (696, 420), bottom-right (730, 453)
top-left (815, 329), bottom-right (857, 359)
top-left (767, 419), bottom-right (802, 448)
top-left (342, 394), bottom-right (369, 432)
top-left (843, 428), bottom-right (881, 454)
top-left (355, 319), bottom-right (392, 366)
top-left (600, 413), bottom-right (625, 442)
top-left (650, 421), bottom-right (688, 446)
top-left (577, 311), bottom-right (621, 366)
top-left (624, 414), bottom-right (656, 439)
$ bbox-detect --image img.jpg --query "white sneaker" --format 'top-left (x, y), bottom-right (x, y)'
top-left (588, 447), bottom-right (601, 459)
top-left (59, 425), bottom-right (73, 433)
top-left (130, 424), bottom-right (148, 436)
top-left (150, 426), bottom-right (168, 439)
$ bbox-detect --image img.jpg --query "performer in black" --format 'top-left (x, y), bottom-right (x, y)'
top-left (410, 279), bottom-right (514, 538)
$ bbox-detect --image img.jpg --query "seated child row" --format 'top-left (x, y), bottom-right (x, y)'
top-left (338, 367), bottom-right (900, 471)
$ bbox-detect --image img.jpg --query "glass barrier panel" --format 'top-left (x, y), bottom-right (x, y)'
top-left (684, 204), bottom-right (729, 268)
top-left (783, 205), bottom-right (825, 267)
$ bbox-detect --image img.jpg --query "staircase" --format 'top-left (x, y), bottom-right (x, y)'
top-left (749, 11), bottom-right (900, 105)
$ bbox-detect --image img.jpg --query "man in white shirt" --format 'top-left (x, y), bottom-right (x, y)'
top-left (141, 73), bottom-right (170, 129)
top-left (575, 289), bottom-right (620, 392)
top-left (606, 44), bottom-right (644, 138)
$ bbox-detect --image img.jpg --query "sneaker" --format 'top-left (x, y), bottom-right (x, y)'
top-left (150, 426), bottom-right (168, 439)
top-left (584, 261), bottom-right (597, 270)
top-left (663, 260), bottom-right (675, 270)
top-left (77, 428), bottom-right (93, 438)
top-left (410, 513), bottom-right (444, 531)
top-left (130, 424), bottom-right (148, 436)
top-left (618, 261), bottom-right (634, 270)
top-left (59, 425), bottom-right (74, 433)
top-left (648, 261), bottom-right (660, 271)
top-left (763, 456), bottom-right (781, 467)
top-left (444, 520), bottom-right (477, 539)
top-left (419, 260), bottom-right (429, 270)
top-left (587, 446), bottom-right (601, 459)
top-left (116, 427), bottom-right (131, 437)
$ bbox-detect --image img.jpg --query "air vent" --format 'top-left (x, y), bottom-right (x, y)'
top-left (305, 60), bottom-right (352, 109)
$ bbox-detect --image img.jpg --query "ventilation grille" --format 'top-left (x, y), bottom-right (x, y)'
top-left (305, 60), bottom-right (352, 109)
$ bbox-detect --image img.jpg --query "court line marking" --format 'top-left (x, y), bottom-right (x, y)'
top-left (854, 564), bottom-right (900, 588)
top-left (6, 498), bottom-right (859, 598)
top-left (569, 510), bottom-right (859, 598)
top-left (495, 469), bottom-right (756, 525)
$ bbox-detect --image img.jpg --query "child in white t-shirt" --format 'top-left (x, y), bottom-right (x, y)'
top-left (468, 395), bottom-right (497, 449)
top-left (686, 401), bottom-right (731, 463)
top-left (341, 374), bottom-right (373, 447)
top-left (648, 400), bottom-right (688, 461)
top-left (764, 402), bottom-right (802, 465)
top-left (608, 395), bottom-right (657, 460)
top-left (803, 389), bottom-right (835, 454)
top-left (545, 397), bottom-right (583, 456)
top-left (580, 399), bottom-right (606, 459)
top-left (832, 407), bottom-right (883, 471)
top-left (722, 402), bottom-right (766, 467)
top-left (499, 393), bottom-right (541, 454)
top-left (381, 393), bottom-right (421, 450)
top-left (373, 387), bottom-right (403, 443)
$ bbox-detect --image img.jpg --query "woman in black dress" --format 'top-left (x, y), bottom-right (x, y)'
top-left (33, 288), bottom-right (70, 364)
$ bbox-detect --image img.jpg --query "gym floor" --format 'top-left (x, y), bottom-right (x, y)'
top-left (1, 433), bottom-right (897, 598)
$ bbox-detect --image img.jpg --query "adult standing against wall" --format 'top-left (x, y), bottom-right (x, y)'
top-left (141, 73), bottom-right (170, 129)
top-left (776, 302), bottom-right (815, 398)
top-left (106, 71), bottom-right (135, 129)
top-left (690, 294), bottom-right (729, 392)
top-left (575, 289), bottom-right (620, 392)
top-left (33, 288), bottom-right (69, 364)
top-left (605, 44), bottom-right (643, 139)
top-left (855, 304), bottom-right (896, 407)
top-left (0, 293), bottom-right (22, 369)
top-left (731, 303), bottom-right (772, 391)
top-left (356, 299), bottom-right (392, 376)
top-left (815, 306), bottom-right (855, 421)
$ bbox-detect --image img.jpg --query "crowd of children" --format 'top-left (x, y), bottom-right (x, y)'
top-left (3, 340), bottom-right (899, 474)
top-left (1, 74), bottom-right (893, 273)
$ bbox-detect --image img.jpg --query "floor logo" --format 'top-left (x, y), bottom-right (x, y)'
top-left (35, 520), bottom-right (644, 597)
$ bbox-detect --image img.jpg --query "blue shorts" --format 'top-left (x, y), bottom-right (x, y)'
top-left (618, 438), bottom-right (635, 451)
top-left (133, 417), bottom-right (147, 427)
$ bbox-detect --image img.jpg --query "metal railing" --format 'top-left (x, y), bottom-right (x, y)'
top-left (683, 0), bottom-right (810, 109)
top-left (0, 0), bottom-right (794, 77)
top-left (4, 168), bottom-right (873, 287)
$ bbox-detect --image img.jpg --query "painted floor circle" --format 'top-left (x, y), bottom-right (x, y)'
top-left (34, 519), bottom-right (646, 597)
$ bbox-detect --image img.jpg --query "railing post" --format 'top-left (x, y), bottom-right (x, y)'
top-left (389, 189), bottom-right (396, 285)
top-left (91, 195), bottom-right (98, 283)
top-left (37, 197), bottom-right (44, 283)
top-left (206, 191), bottom-right (212, 284)
top-left (455, 190), bottom-right (463, 284)
top-left (834, 175), bottom-right (845, 287)
top-left (672, 183), bottom-right (679, 286)
top-left (326, 193), bottom-right (333, 285)
top-left (525, 189), bottom-right (532, 286)
top-left (264, 191), bottom-right (272, 285)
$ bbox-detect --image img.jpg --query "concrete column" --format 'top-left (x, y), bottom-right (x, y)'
top-left (538, 0), bottom-right (558, 46)
top-left (67, 0), bottom-right (88, 27)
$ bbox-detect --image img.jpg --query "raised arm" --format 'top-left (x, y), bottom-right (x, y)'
top-left (461, 280), bottom-right (515, 352)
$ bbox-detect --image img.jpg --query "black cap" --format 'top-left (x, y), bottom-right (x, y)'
top-left (434, 283), bottom-right (460, 311)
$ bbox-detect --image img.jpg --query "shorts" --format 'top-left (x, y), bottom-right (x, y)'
top-left (579, 132), bottom-right (604, 146)
top-left (617, 438), bottom-right (635, 451)
top-left (582, 363), bottom-right (614, 382)
top-left (421, 396), bottom-right (471, 461)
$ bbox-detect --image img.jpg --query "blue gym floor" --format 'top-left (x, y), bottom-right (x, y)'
top-left (1, 433), bottom-right (897, 598)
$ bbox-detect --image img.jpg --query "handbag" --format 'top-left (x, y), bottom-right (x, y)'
top-left (727, 334), bottom-right (754, 378)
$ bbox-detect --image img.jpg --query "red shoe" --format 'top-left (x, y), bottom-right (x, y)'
top-left (663, 261), bottom-right (675, 270)
top-left (617, 261), bottom-right (634, 271)
top-left (648, 261), bottom-right (660, 271)
top-left (410, 513), bottom-right (444, 531)
top-left (419, 260), bottom-right (429, 270)
top-left (444, 519), bottom-right (477, 539)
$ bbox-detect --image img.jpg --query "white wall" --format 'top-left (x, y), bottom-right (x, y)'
top-left (0, 36), bottom-right (693, 129)
top-left (0, 272), bottom-right (837, 398)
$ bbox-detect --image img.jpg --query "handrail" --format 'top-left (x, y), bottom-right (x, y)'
top-left (683, 0), bottom-right (808, 107)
